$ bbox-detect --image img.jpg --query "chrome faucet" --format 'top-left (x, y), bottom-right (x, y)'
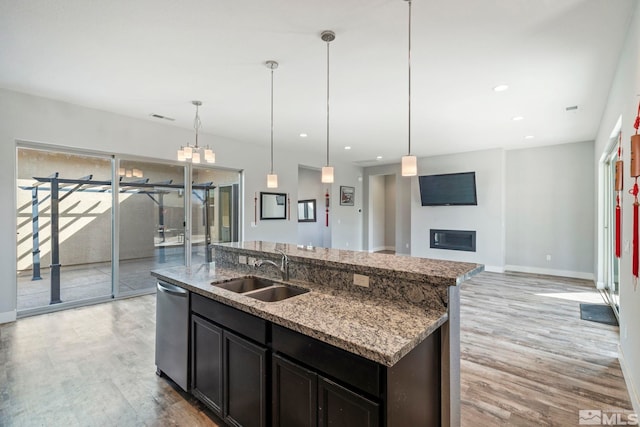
top-left (254, 249), bottom-right (289, 281)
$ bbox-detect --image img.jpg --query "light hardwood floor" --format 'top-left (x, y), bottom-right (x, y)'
top-left (460, 272), bottom-right (632, 426)
top-left (0, 272), bottom-right (632, 426)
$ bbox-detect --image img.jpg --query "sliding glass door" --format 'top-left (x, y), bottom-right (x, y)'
top-left (191, 166), bottom-right (241, 264)
top-left (16, 144), bottom-right (242, 316)
top-left (16, 147), bottom-right (113, 312)
top-left (116, 159), bottom-right (186, 296)
top-left (604, 148), bottom-right (620, 314)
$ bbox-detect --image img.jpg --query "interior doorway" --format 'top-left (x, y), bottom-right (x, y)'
top-left (368, 174), bottom-right (396, 253)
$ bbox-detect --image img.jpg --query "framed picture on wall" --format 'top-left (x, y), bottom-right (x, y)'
top-left (340, 186), bottom-right (355, 206)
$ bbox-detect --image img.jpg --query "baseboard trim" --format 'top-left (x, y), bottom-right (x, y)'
top-left (619, 344), bottom-right (640, 416)
top-left (504, 265), bottom-right (594, 281)
top-left (0, 310), bottom-right (17, 324)
top-left (484, 265), bottom-right (505, 273)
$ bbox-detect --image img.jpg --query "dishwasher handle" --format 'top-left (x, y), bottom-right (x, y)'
top-left (157, 282), bottom-right (188, 297)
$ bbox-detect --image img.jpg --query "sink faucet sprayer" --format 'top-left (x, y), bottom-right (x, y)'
top-left (253, 249), bottom-right (289, 281)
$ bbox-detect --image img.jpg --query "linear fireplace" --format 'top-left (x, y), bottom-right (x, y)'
top-left (430, 229), bottom-right (476, 252)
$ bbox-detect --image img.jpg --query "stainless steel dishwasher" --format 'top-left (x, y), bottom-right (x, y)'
top-left (155, 281), bottom-right (190, 391)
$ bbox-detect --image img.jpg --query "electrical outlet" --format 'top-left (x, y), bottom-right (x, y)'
top-left (248, 257), bottom-right (256, 266)
top-left (353, 274), bottom-right (369, 288)
top-left (238, 255), bottom-right (247, 265)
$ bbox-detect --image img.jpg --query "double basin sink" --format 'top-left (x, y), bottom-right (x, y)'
top-left (214, 276), bottom-right (309, 302)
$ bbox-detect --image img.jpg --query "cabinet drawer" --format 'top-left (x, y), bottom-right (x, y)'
top-left (192, 293), bottom-right (267, 345)
top-left (272, 325), bottom-right (380, 397)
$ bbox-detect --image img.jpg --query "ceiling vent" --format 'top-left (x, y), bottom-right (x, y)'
top-left (149, 113), bottom-right (175, 121)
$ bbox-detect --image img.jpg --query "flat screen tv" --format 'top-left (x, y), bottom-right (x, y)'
top-left (418, 172), bottom-right (477, 206)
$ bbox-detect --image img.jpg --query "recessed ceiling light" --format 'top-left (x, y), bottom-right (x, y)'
top-left (524, 135), bottom-right (534, 140)
top-left (493, 84), bottom-right (509, 92)
top-left (344, 146), bottom-right (351, 150)
top-left (376, 156), bottom-right (383, 160)
top-left (512, 116), bottom-right (524, 121)
top-left (299, 133), bottom-right (308, 138)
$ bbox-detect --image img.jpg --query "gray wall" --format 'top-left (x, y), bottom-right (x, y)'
top-left (0, 88), bottom-right (363, 322)
top-left (506, 141), bottom-right (594, 277)
top-left (593, 1), bottom-right (640, 414)
top-left (410, 149), bottom-right (506, 270)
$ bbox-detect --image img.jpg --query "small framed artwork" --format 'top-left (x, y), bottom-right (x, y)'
top-left (340, 186), bottom-right (355, 206)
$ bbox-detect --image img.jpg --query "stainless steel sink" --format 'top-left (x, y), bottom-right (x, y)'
top-left (214, 276), bottom-right (275, 293)
top-left (245, 285), bottom-right (309, 302)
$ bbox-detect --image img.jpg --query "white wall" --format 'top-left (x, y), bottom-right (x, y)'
top-left (0, 88), bottom-right (363, 322)
top-left (506, 141), bottom-right (595, 278)
top-left (594, 2), bottom-right (640, 414)
top-left (297, 167), bottom-right (324, 247)
top-left (410, 149), bottom-right (506, 271)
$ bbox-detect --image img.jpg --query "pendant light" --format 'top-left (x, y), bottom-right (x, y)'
top-left (177, 101), bottom-right (215, 164)
top-left (266, 60), bottom-right (279, 188)
top-left (401, 0), bottom-right (417, 177)
top-left (321, 30), bottom-right (335, 184)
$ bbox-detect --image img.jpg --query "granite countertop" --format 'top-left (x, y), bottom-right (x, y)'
top-left (151, 265), bottom-right (448, 367)
top-left (216, 241), bottom-right (483, 286)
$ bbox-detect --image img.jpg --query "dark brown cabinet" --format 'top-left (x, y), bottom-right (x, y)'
top-left (272, 354), bottom-right (318, 427)
top-left (224, 331), bottom-right (267, 427)
top-left (191, 315), bottom-right (224, 415)
top-left (189, 293), bottom-right (439, 427)
top-left (272, 354), bottom-right (378, 427)
top-left (191, 294), bottom-right (268, 427)
top-left (318, 377), bottom-right (379, 427)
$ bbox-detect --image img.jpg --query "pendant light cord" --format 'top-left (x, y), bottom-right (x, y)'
top-left (326, 40), bottom-right (331, 167)
top-left (270, 67), bottom-right (274, 174)
top-left (194, 103), bottom-right (201, 149)
top-left (407, 0), bottom-right (412, 156)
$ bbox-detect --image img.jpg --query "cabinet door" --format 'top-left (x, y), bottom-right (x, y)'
top-left (224, 331), bottom-right (267, 427)
top-left (272, 354), bottom-right (318, 427)
top-left (191, 315), bottom-right (223, 416)
top-left (318, 377), bottom-right (379, 427)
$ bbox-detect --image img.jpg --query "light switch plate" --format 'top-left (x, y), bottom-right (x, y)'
top-left (353, 274), bottom-right (369, 288)
top-left (238, 255), bottom-right (247, 264)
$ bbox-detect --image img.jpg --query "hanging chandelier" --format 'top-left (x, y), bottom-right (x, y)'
top-left (401, 0), bottom-right (417, 177)
top-left (266, 60), bottom-right (279, 188)
top-left (177, 100), bottom-right (215, 164)
top-left (321, 30), bottom-right (335, 184)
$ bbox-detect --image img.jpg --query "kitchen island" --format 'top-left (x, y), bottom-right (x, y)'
top-left (152, 241), bottom-right (482, 427)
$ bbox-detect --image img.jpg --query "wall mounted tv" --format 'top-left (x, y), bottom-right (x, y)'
top-left (418, 172), bottom-right (477, 206)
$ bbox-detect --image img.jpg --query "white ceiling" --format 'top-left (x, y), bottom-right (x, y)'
top-left (0, 0), bottom-right (635, 166)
